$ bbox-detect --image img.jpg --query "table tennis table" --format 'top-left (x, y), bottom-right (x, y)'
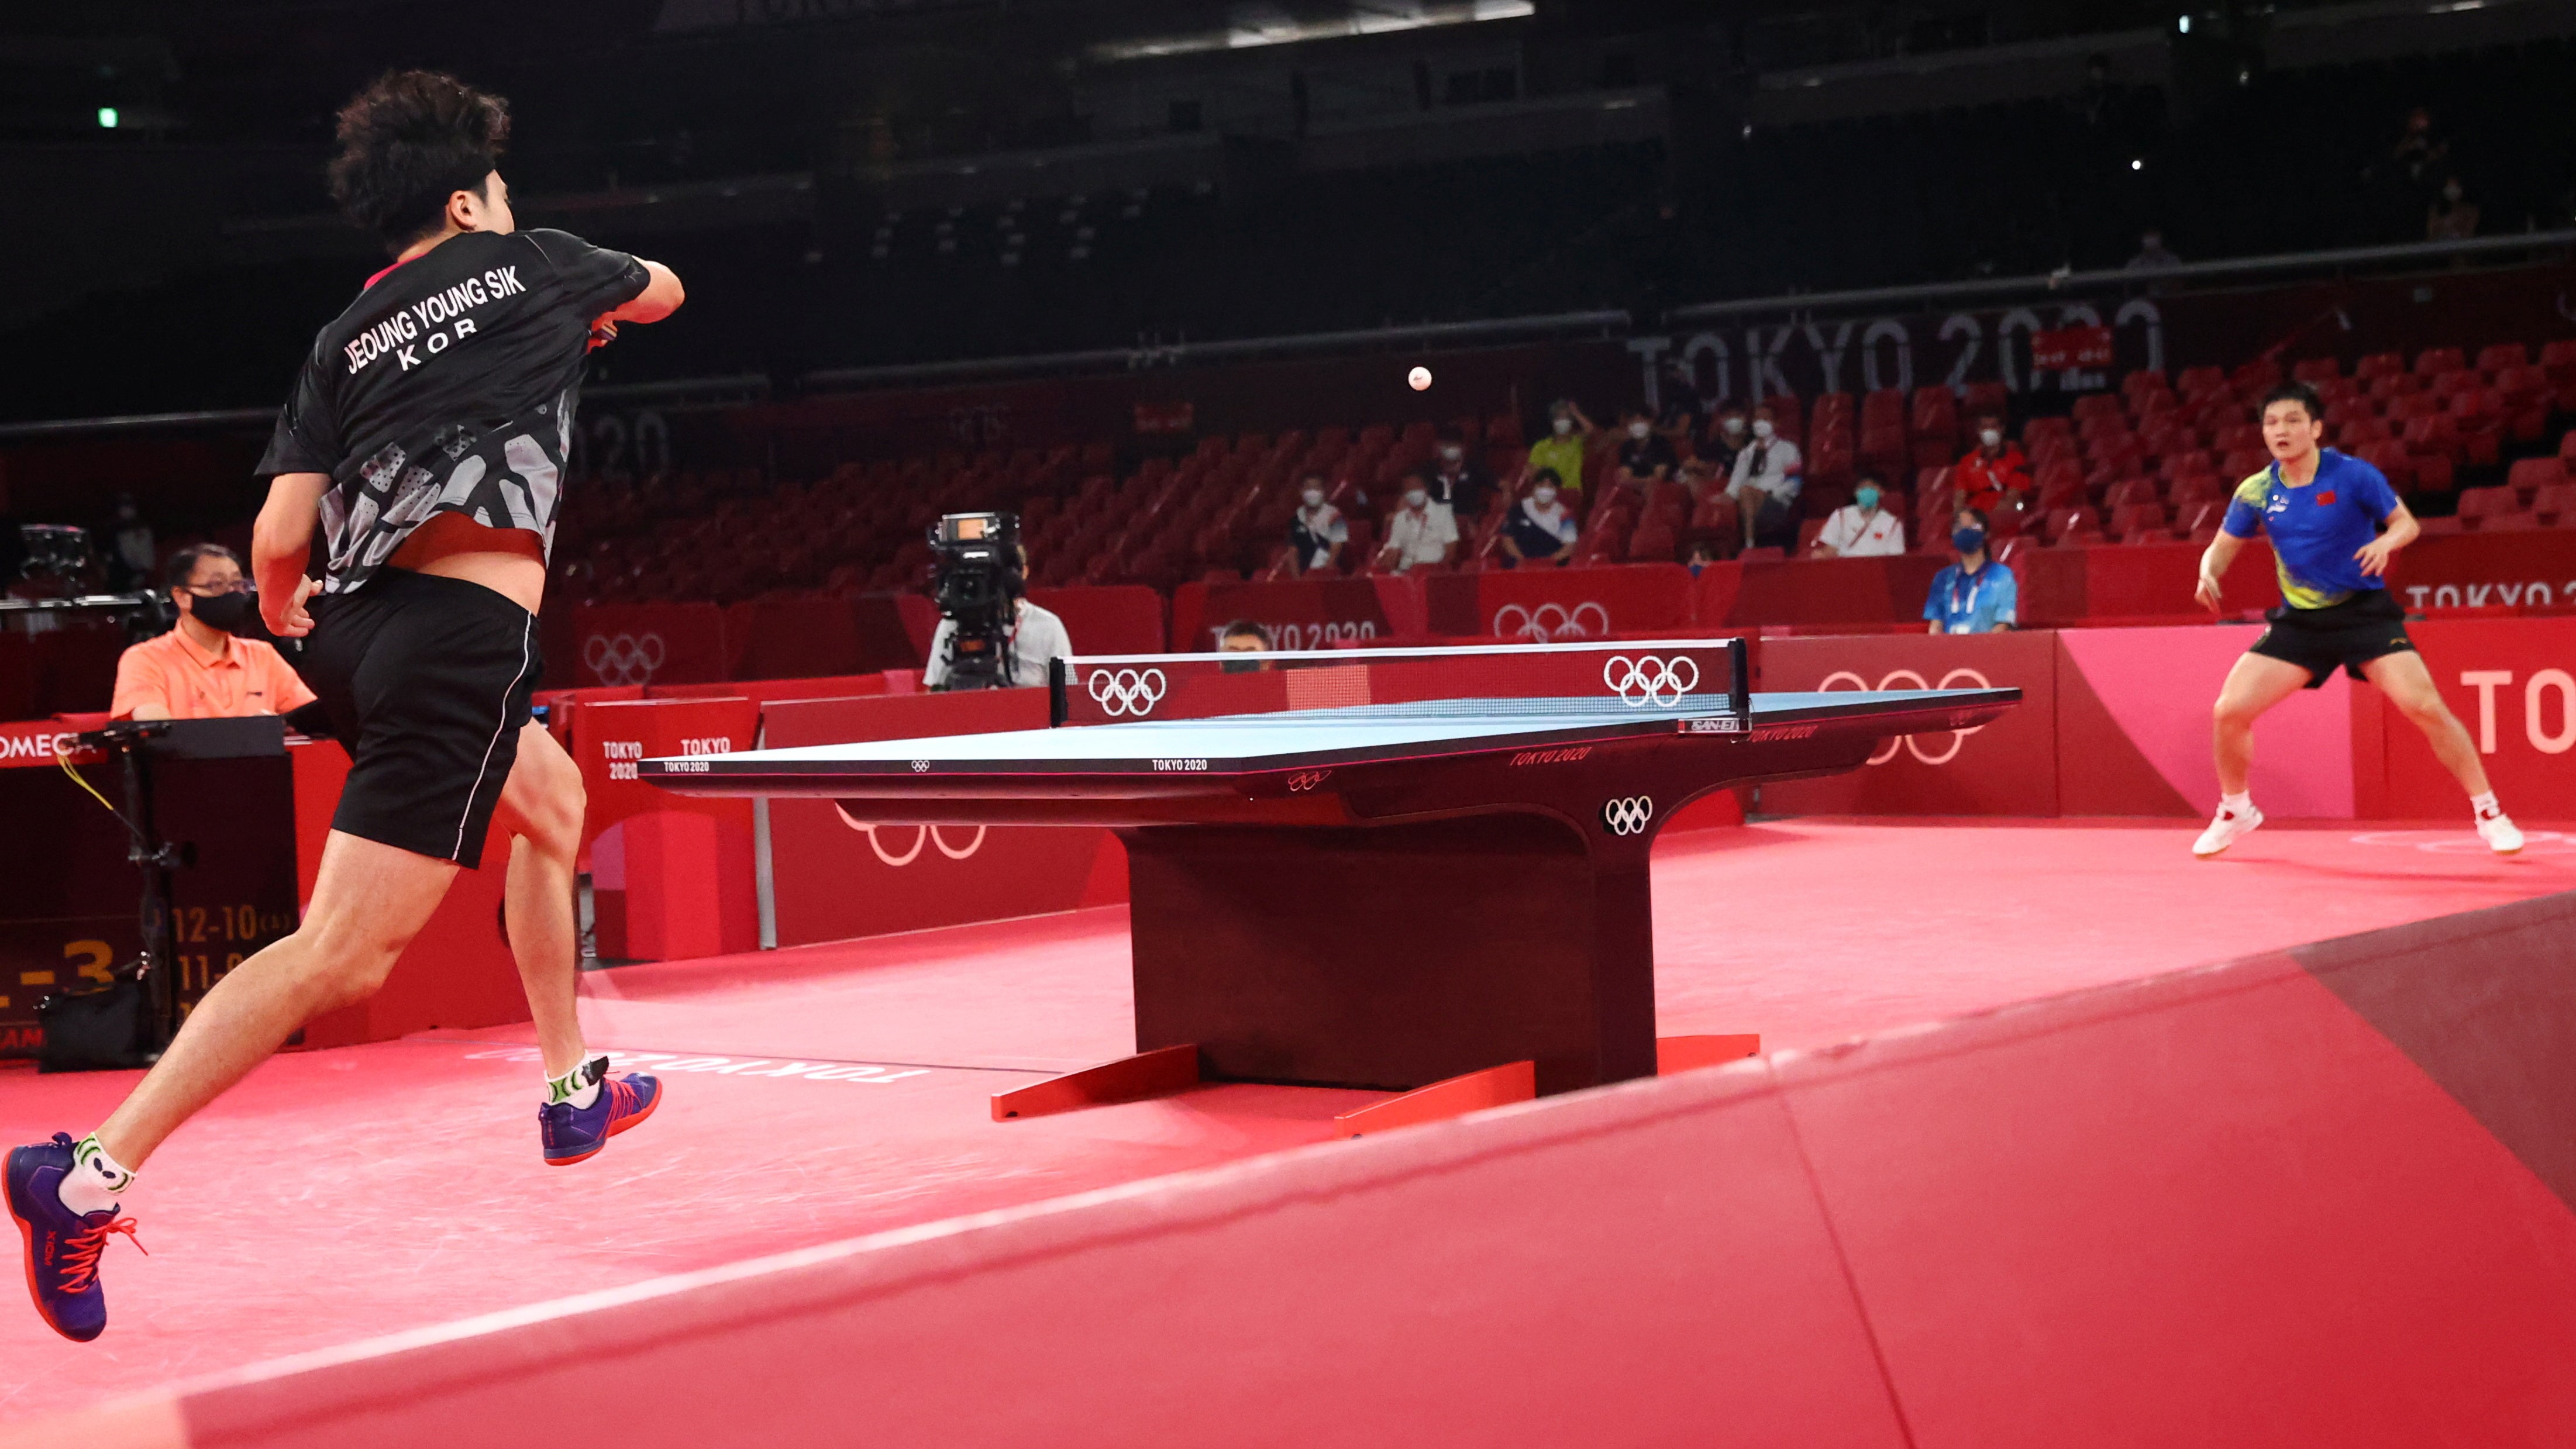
top-left (642, 638), bottom-right (2016, 1102)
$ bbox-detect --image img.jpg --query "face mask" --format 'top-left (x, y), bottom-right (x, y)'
top-left (1301, 489), bottom-right (1324, 507)
top-left (1853, 486), bottom-right (1881, 510)
top-left (1721, 417), bottom-right (1745, 436)
top-left (1440, 446), bottom-right (1462, 461)
top-left (1979, 429), bottom-right (2002, 447)
top-left (1531, 486), bottom-right (1558, 505)
top-left (1628, 422), bottom-right (1650, 440)
top-left (117, 506), bottom-right (138, 523)
top-left (1552, 417), bottom-right (1573, 435)
top-left (2444, 185), bottom-right (2463, 202)
top-left (190, 588), bottom-right (257, 633)
top-left (1405, 489), bottom-right (1428, 509)
top-left (1952, 527), bottom-right (1987, 554)
top-left (1751, 420), bottom-right (1775, 440)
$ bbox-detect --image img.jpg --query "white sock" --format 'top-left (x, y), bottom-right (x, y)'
top-left (546, 1056), bottom-right (608, 1111)
top-left (2471, 791), bottom-right (2502, 819)
top-left (2220, 791), bottom-right (2253, 815)
top-left (57, 1135), bottom-right (133, 1218)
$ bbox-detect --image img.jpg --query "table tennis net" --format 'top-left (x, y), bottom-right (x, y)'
top-left (1051, 639), bottom-right (1749, 729)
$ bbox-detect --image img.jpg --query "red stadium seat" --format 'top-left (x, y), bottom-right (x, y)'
top-left (2475, 343), bottom-right (2529, 375)
top-left (2533, 484), bottom-right (2576, 524)
top-left (2456, 486), bottom-right (2516, 524)
top-left (2291, 357), bottom-right (2341, 384)
top-left (2354, 351), bottom-right (2405, 381)
top-left (2413, 346), bottom-right (2465, 377)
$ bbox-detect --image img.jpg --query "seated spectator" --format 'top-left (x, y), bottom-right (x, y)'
top-left (1701, 401), bottom-right (1750, 478)
top-left (1685, 539), bottom-right (1723, 577)
top-left (2427, 177), bottom-right (2478, 242)
top-left (105, 494), bottom-right (157, 591)
top-left (1613, 409), bottom-right (1678, 488)
top-left (1952, 415), bottom-right (2031, 514)
top-left (1376, 475), bottom-right (1458, 573)
top-left (1727, 404), bottom-right (1803, 550)
top-left (1497, 470), bottom-right (1579, 568)
top-left (1218, 619), bottom-right (1273, 671)
top-left (1924, 508), bottom-right (2019, 634)
top-left (112, 543), bottom-right (319, 721)
top-left (1810, 472), bottom-right (1906, 558)
top-left (1527, 398), bottom-right (1596, 498)
top-left (2126, 229), bottom-right (2181, 271)
top-left (1289, 474), bottom-right (1348, 574)
top-left (1426, 427), bottom-right (1492, 528)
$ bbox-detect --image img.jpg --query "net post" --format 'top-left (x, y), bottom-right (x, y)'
top-left (1728, 637), bottom-right (1750, 721)
top-left (1048, 656), bottom-right (1070, 729)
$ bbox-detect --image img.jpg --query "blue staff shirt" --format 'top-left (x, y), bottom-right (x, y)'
top-left (2219, 449), bottom-right (2401, 610)
top-left (1924, 559), bottom-right (2018, 634)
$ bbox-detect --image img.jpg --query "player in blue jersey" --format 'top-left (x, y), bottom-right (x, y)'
top-left (2191, 381), bottom-right (2520, 857)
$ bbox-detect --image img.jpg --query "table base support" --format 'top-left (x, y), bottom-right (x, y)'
top-left (991, 1044), bottom-right (1201, 1121)
top-left (1332, 1060), bottom-right (1535, 1137)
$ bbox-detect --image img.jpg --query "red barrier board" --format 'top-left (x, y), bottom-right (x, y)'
top-left (2388, 532), bottom-right (2576, 613)
top-left (763, 690), bottom-right (1125, 947)
top-left (1169, 577), bottom-right (1428, 651)
top-left (722, 598), bottom-right (867, 681)
top-left (1698, 555), bottom-right (1948, 629)
top-left (1028, 585), bottom-right (1166, 656)
top-left (2020, 540), bottom-right (2281, 624)
top-left (2358, 617), bottom-right (2576, 820)
top-left (570, 697), bottom-right (760, 961)
top-left (1423, 564), bottom-right (1695, 640)
top-left (1759, 632), bottom-right (2062, 815)
top-left (568, 602), bottom-right (728, 688)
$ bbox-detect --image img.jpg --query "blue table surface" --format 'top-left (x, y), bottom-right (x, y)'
top-left (653, 690), bottom-right (1997, 770)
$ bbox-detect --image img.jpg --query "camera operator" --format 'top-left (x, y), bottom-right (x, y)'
top-left (110, 544), bottom-right (316, 722)
top-left (922, 515), bottom-right (1072, 689)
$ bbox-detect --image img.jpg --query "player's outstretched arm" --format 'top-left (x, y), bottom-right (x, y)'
top-left (607, 260), bottom-right (685, 326)
top-left (253, 472), bottom-right (328, 637)
top-left (2195, 530), bottom-right (2245, 612)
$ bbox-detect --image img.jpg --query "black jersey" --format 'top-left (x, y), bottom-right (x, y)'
top-left (256, 228), bottom-right (649, 594)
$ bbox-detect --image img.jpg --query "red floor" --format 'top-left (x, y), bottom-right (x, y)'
top-left (0, 819), bottom-right (2567, 1423)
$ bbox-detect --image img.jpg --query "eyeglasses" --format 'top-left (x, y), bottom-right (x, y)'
top-left (184, 579), bottom-right (250, 596)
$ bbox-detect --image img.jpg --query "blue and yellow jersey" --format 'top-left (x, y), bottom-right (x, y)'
top-left (2220, 450), bottom-right (2401, 609)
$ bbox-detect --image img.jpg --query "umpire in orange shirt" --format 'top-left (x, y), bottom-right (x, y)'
top-left (109, 543), bottom-right (316, 722)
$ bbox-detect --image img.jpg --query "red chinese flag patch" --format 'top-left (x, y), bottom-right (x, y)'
top-left (2317, 491), bottom-right (2336, 505)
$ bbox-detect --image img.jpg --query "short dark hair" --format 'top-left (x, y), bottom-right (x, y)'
top-left (1855, 468), bottom-right (1886, 489)
top-left (1219, 619), bottom-right (1273, 648)
top-left (328, 71), bottom-right (511, 250)
top-left (1531, 468), bottom-right (1563, 489)
top-left (1955, 506), bottom-right (1990, 532)
top-left (2258, 381), bottom-right (2325, 424)
top-left (1435, 425), bottom-right (1463, 443)
top-left (165, 542), bottom-right (239, 589)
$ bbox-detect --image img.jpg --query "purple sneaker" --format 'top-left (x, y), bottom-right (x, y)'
top-left (7, 1134), bottom-right (144, 1343)
top-left (539, 1072), bottom-right (662, 1167)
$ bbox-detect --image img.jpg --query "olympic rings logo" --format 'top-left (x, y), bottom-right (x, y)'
top-left (1286, 769), bottom-right (1333, 793)
top-left (842, 819), bottom-right (988, 867)
top-left (1819, 668), bottom-right (1993, 765)
top-left (1087, 667), bottom-right (1169, 717)
top-left (582, 632), bottom-right (666, 686)
top-left (1602, 795), bottom-right (1657, 836)
top-left (1603, 654), bottom-right (1702, 708)
top-left (1494, 601), bottom-right (1610, 642)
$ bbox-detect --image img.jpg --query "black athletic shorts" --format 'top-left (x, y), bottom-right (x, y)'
top-left (2246, 588), bottom-right (2416, 690)
top-left (296, 568), bottom-right (542, 868)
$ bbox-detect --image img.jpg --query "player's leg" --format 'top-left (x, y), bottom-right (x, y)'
top-left (2196, 651), bottom-right (2311, 856)
top-left (8, 831), bottom-right (456, 1341)
top-left (94, 833), bottom-right (460, 1167)
top-left (497, 720), bottom-right (662, 1164)
top-left (2360, 650), bottom-right (2522, 852)
top-left (495, 722), bottom-right (588, 1079)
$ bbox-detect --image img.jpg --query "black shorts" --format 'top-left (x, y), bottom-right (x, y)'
top-left (2246, 588), bottom-right (2416, 690)
top-left (297, 568), bottom-right (542, 868)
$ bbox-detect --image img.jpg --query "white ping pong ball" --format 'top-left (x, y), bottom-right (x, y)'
top-left (1407, 366), bottom-right (1432, 392)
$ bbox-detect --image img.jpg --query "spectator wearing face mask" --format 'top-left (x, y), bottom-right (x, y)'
top-left (1426, 426), bottom-right (1492, 528)
top-left (1953, 415), bottom-right (2031, 515)
top-left (1376, 472), bottom-right (1459, 573)
top-left (111, 543), bottom-right (319, 721)
top-left (105, 494), bottom-right (157, 591)
top-left (1613, 409), bottom-right (1678, 488)
top-left (1497, 470), bottom-right (1579, 568)
top-left (1287, 475), bottom-right (1350, 575)
top-left (1810, 472), bottom-right (1906, 558)
top-left (1685, 539), bottom-right (1723, 577)
top-left (1527, 398), bottom-right (1596, 498)
top-left (1218, 619), bottom-right (1274, 671)
top-left (1702, 402), bottom-right (1751, 478)
top-left (1726, 405), bottom-right (1803, 550)
top-left (2427, 177), bottom-right (2478, 242)
top-left (1924, 508), bottom-right (2019, 634)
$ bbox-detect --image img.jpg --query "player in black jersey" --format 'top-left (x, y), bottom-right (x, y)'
top-left (8, 72), bottom-right (684, 1342)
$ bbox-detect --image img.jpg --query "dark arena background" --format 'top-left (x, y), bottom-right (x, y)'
top-left (2, 1), bottom-right (2575, 1444)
